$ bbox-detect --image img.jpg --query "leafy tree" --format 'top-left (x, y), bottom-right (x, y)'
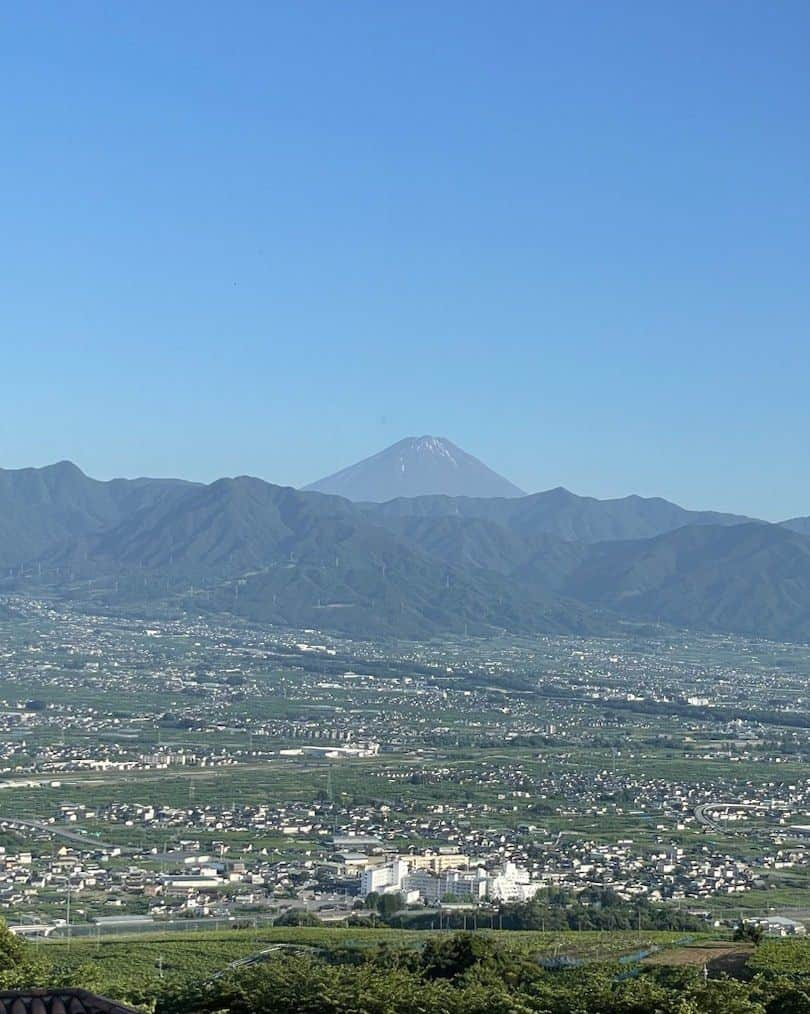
top-left (375, 892), bottom-right (403, 920)
top-left (0, 919), bottom-right (46, 990)
top-left (420, 932), bottom-right (500, 980)
top-left (273, 908), bottom-right (322, 927)
top-left (735, 922), bottom-right (766, 946)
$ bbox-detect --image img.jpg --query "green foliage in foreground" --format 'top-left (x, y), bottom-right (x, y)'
top-left (13, 923), bottom-right (810, 1013)
top-left (0, 918), bottom-right (39, 989)
top-left (40, 927), bottom-right (689, 999)
top-left (748, 938), bottom-right (810, 977)
top-left (157, 935), bottom-right (810, 1014)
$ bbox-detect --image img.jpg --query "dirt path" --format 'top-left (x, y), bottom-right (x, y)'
top-left (644, 942), bottom-right (753, 978)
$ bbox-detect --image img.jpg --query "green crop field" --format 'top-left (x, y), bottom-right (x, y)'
top-left (747, 938), bottom-right (810, 976)
top-left (40, 926), bottom-right (701, 999)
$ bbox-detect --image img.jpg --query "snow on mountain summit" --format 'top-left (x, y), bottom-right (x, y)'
top-left (411, 436), bottom-right (460, 465)
top-left (303, 436), bottom-right (525, 502)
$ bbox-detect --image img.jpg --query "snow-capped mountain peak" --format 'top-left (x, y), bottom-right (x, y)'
top-left (303, 436), bottom-right (525, 502)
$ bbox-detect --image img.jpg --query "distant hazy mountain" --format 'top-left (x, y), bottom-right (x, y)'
top-left (0, 461), bottom-right (193, 569)
top-left (303, 436), bottom-right (525, 501)
top-left (36, 473), bottom-right (602, 638)
top-left (367, 487), bottom-right (754, 543)
top-left (2, 460), bottom-right (810, 643)
top-left (378, 512), bottom-right (810, 641)
top-left (781, 516), bottom-right (810, 536)
top-left (554, 522), bottom-right (810, 642)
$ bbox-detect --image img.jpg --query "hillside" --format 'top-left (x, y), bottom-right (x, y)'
top-left (781, 516), bottom-right (810, 536)
top-left (2, 462), bottom-right (810, 642)
top-left (0, 461), bottom-right (194, 568)
top-left (367, 487), bottom-right (754, 543)
top-left (33, 474), bottom-right (605, 638)
top-left (557, 522), bottom-right (810, 641)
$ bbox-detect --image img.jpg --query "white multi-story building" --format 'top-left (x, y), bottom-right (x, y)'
top-left (359, 856), bottom-right (542, 904)
top-left (402, 868), bottom-right (441, 902)
top-left (360, 859), bottom-right (409, 896)
top-left (486, 861), bottom-right (543, 902)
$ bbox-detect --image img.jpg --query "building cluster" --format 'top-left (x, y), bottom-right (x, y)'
top-left (358, 853), bottom-right (541, 904)
top-left (0, 596), bottom-right (807, 938)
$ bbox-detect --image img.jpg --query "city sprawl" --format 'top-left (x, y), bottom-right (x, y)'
top-left (0, 596), bottom-right (807, 942)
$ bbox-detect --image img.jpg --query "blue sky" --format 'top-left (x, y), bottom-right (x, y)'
top-left (1, 1), bottom-right (808, 519)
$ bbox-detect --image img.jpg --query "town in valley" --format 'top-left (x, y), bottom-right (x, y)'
top-left (1, 596), bottom-right (807, 943)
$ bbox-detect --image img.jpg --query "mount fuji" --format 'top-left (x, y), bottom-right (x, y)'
top-left (303, 436), bottom-right (526, 502)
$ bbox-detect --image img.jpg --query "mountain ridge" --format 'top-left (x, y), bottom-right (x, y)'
top-left (0, 460), bottom-right (196, 569)
top-left (781, 516), bottom-right (810, 536)
top-left (365, 486), bottom-right (755, 543)
top-left (2, 460), bottom-right (809, 643)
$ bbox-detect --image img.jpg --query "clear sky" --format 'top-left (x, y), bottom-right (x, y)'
top-left (1, 1), bottom-right (808, 520)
